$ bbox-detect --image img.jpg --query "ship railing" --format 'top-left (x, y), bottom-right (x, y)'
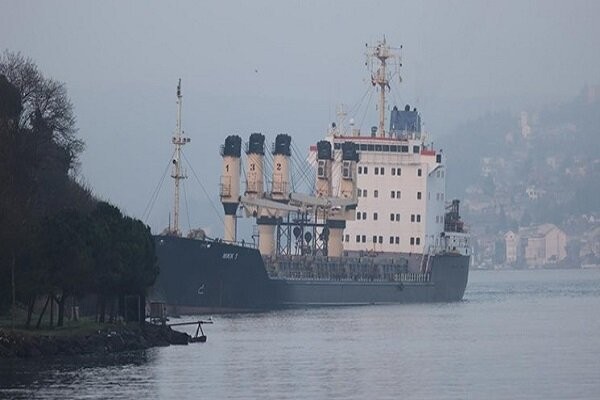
top-left (217, 238), bottom-right (256, 249)
top-left (429, 233), bottom-right (471, 256)
top-left (263, 256), bottom-right (431, 283)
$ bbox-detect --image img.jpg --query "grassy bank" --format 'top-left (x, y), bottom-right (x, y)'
top-left (0, 310), bottom-right (191, 358)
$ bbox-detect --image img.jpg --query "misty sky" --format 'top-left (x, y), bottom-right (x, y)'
top-left (2, 0), bottom-right (599, 239)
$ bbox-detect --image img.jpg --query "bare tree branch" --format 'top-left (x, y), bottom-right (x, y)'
top-left (0, 50), bottom-right (83, 168)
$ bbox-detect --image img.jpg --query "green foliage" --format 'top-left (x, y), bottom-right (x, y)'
top-left (39, 210), bottom-right (93, 298)
top-left (88, 202), bottom-right (159, 297)
top-left (0, 54), bottom-right (158, 326)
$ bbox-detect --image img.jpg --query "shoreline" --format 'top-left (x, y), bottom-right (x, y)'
top-left (0, 322), bottom-right (191, 359)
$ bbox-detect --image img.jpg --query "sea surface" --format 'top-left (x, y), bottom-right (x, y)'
top-left (1, 268), bottom-right (599, 400)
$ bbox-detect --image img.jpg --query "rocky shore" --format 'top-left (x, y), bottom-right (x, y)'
top-left (0, 323), bottom-right (191, 359)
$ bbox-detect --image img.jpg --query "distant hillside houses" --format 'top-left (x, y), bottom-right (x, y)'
top-left (579, 225), bottom-right (600, 266)
top-left (504, 224), bottom-right (567, 268)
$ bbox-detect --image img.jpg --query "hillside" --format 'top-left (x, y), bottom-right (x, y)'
top-left (439, 85), bottom-right (600, 267)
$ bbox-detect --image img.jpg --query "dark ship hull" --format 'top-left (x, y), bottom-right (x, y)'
top-left (151, 235), bottom-right (470, 314)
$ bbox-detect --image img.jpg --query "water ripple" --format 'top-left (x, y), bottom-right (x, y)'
top-left (1, 269), bottom-right (599, 400)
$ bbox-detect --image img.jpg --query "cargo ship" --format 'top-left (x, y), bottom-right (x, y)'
top-left (151, 39), bottom-right (471, 313)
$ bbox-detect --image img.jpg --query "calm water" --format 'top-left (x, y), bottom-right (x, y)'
top-left (1, 268), bottom-right (600, 399)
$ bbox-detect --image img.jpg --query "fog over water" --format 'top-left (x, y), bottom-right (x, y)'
top-left (1, 0), bottom-right (599, 237)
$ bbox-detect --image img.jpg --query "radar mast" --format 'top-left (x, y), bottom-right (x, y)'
top-left (170, 79), bottom-right (191, 236)
top-left (366, 37), bottom-right (402, 137)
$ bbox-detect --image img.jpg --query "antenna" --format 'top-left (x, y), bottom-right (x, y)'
top-left (366, 37), bottom-right (402, 137)
top-left (170, 78), bottom-right (191, 236)
top-left (336, 104), bottom-right (347, 136)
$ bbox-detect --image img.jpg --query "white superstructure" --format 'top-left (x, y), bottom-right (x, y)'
top-left (219, 37), bottom-right (469, 260)
top-left (330, 134), bottom-right (446, 255)
top-left (308, 38), bottom-right (469, 258)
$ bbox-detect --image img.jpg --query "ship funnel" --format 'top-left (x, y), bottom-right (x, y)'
top-left (244, 133), bottom-right (265, 199)
top-left (325, 141), bottom-right (359, 258)
top-left (316, 140), bottom-right (332, 160)
top-left (340, 141), bottom-right (359, 201)
top-left (273, 134), bottom-right (292, 156)
top-left (220, 135), bottom-right (242, 242)
top-left (271, 134), bottom-right (291, 200)
top-left (247, 132), bottom-right (265, 155)
top-left (221, 135), bottom-right (242, 157)
top-left (342, 141), bottom-right (359, 161)
top-left (316, 140), bottom-right (333, 198)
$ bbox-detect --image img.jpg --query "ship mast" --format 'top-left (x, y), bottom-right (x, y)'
top-left (366, 37), bottom-right (402, 137)
top-left (170, 79), bottom-right (190, 236)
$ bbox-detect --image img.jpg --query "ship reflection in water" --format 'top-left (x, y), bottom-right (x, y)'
top-left (2, 269), bottom-right (600, 400)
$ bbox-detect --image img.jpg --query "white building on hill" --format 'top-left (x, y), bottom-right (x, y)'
top-left (505, 224), bottom-right (567, 267)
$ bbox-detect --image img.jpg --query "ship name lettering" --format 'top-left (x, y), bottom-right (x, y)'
top-left (222, 253), bottom-right (238, 260)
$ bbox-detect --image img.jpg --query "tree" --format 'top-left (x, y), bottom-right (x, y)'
top-left (117, 217), bottom-right (158, 322)
top-left (0, 74), bottom-right (23, 315)
top-left (0, 51), bottom-right (83, 165)
top-left (1, 74), bottom-right (89, 316)
top-left (0, 53), bottom-right (90, 317)
top-left (88, 202), bottom-right (126, 322)
top-left (1, 54), bottom-right (157, 326)
top-left (36, 209), bottom-right (93, 327)
top-left (88, 202), bottom-right (158, 323)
